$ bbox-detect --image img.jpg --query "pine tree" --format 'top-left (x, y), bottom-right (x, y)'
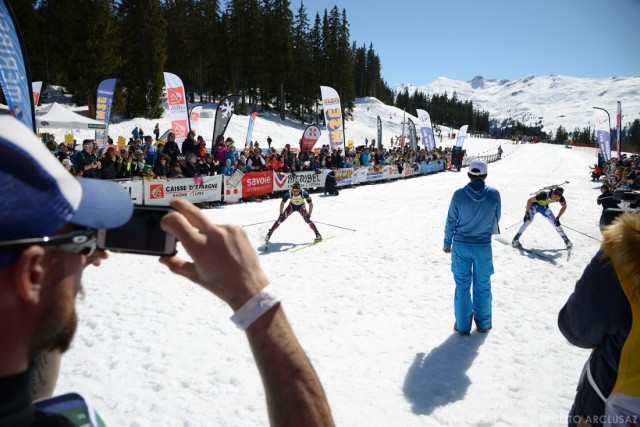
top-left (197, 0), bottom-right (224, 101)
top-left (116, 0), bottom-right (167, 118)
top-left (290, 1), bottom-right (314, 122)
top-left (261, 0), bottom-right (294, 118)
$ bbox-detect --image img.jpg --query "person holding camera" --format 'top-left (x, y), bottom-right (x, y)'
top-left (100, 146), bottom-right (119, 180)
top-left (0, 116), bottom-right (334, 426)
top-left (265, 182), bottom-right (322, 246)
top-left (75, 139), bottom-right (101, 178)
top-left (116, 148), bottom-right (141, 179)
top-left (512, 187), bottom-right (572, 249)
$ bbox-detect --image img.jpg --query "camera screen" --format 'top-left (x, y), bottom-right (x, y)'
top-left (103, 207), bottom-right (171, 253)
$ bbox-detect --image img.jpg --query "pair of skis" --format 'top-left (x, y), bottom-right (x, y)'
top-left (512, 241), bottom-right (571, 262)
top-left (262, 236), bottom-right (332, 253)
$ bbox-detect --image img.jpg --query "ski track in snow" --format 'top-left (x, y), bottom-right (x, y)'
top-left (55, 98), bottom-right (605, 426)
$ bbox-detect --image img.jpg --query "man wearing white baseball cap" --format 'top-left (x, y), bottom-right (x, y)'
top-left (443, 159), bottom-right (501, 335)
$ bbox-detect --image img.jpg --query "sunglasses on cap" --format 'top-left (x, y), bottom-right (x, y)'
top-left (0, 229), bottom-right (98, 257)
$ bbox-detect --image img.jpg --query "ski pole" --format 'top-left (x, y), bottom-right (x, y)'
top-left (505, 221), bottom-right (522, 231)
top-left (242, 220), bottom-right (273, 228)
top-left (562, 225), bottom-right (600, 242)
top-left (312, 220), bottom-right (356, 232)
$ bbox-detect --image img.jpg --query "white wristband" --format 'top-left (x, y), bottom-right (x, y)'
top-left (230, 285), bottom-right (282, 330)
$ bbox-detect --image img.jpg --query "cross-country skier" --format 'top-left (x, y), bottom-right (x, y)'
top-left (512, 187), bottom-right (572, 249)
top-left (265, 182), bottom-right (321, 245)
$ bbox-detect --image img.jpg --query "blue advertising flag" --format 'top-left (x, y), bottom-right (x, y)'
top-left (593, 107), bottom-right (611, 163)
top-left (416, 109), bottom-right (436, 152)
top-left (376, 116), bottom-right (382, 149)
top-left (0, 0), bottom-right (35, 131)
top-left (407, 118), bottom-right (417, 151)
top-left (95, 78), bottom-right (117, 145)
top-left (245, 111), bottom-right (258, 148)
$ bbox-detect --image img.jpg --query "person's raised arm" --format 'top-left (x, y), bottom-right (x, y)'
top-left (525, 195), bottom-right (537, 212)
top-left (557, 200), bottom-right (568, 219)
top-left (159, 199), bottom-right (334, 426)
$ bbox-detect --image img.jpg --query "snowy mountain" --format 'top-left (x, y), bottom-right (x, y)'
top-left (395, 74), bottom-right (640, 135)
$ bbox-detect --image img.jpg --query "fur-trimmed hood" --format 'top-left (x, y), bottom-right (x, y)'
top-left (601, 212), bottom-right (640, 300)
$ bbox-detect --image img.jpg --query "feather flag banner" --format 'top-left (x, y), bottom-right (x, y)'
top-left (163, 72), bottom-right (189, 143)
top-left (320, 86), bottom-right (345, 152)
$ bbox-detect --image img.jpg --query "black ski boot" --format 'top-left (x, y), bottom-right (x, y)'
top-left (511, 234), bottom-right (522, 248)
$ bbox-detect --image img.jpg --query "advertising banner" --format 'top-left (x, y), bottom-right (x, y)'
top-left (320, 86), bottom-right (345, 152)
top-left (455, 125), bottom-right (469, 148)
top-left (416, 109), bottom-right (436, 151)
top-left (593, 107), bottom-right (611, 163)
top-left (189, 106), bottom-right (202, 133)
top-left (0, 0), bottom-right (35, 131)
top-left (163, 72), bottom-right (189, 142)
top-left (272, 170), bottom-right (323, 192)
top-left (32, 81), bottom-right (42, 106)
top-left (95, 78), bottom-right (116, 145)
top-left (144, 175), bottom-right (223, 205)
top-left (300, 124), bottom-right (321, 152)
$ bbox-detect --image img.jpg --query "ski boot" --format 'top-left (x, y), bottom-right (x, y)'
top-left (511, 234), bottom-right (522, 248)
top-left (314, 233), bottom-right (322, 242)
top-left (563, 237), bottom-right (573, 249)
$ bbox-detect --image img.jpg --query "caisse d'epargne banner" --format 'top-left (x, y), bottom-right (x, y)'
top-left (143, 176), bottom-right (223, 205)
top-left (163, 72), bottom-right (189, 143)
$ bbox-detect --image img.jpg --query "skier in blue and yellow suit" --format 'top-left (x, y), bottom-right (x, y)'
top-left (512, 187), bottom-right (572, 249)
top-left (265, 182), bottom-right (321, 243)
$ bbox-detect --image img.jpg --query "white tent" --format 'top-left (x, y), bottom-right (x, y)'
top-left (36, 102), bottom-right (106, 130)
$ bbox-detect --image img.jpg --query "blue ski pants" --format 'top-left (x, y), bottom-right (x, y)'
top-left (451, 242), bottom-right (494, 332)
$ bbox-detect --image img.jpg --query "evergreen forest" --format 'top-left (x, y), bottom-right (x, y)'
top-left (9, 0), bottom-right (493, 134)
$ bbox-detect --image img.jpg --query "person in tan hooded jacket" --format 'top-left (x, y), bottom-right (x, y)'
top-left (559, 212), bottom-right (640, 426)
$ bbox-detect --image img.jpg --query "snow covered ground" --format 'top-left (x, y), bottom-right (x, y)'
top-left (50, 98), bottom-right (611, 426)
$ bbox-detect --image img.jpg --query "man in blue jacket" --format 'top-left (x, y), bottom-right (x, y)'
top-left (443, 159), bottom-right (501, 335)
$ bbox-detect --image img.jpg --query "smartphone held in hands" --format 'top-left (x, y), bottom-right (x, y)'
top-left (97, 205), bottom-right (177, 256)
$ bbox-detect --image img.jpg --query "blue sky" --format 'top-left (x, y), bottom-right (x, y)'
top-left (302, 0), bottom-right (640, 87)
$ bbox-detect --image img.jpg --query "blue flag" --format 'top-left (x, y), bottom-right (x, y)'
top-left (95, 78), bottom-right (117, 145)
top-left (0, 0), bottom-right (35, 131)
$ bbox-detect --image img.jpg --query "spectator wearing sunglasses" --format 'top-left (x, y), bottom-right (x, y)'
top-left (0, 116), bottom-right (334, 427)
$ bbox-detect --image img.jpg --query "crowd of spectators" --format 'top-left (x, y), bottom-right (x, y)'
top-left (44, 131), bottom-right (462, 184)
top-left (591, 154), bottom-right (640, 193)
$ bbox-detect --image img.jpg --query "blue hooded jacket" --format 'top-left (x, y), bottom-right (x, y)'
top-left (444, 181), bottom-right (501, 247)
